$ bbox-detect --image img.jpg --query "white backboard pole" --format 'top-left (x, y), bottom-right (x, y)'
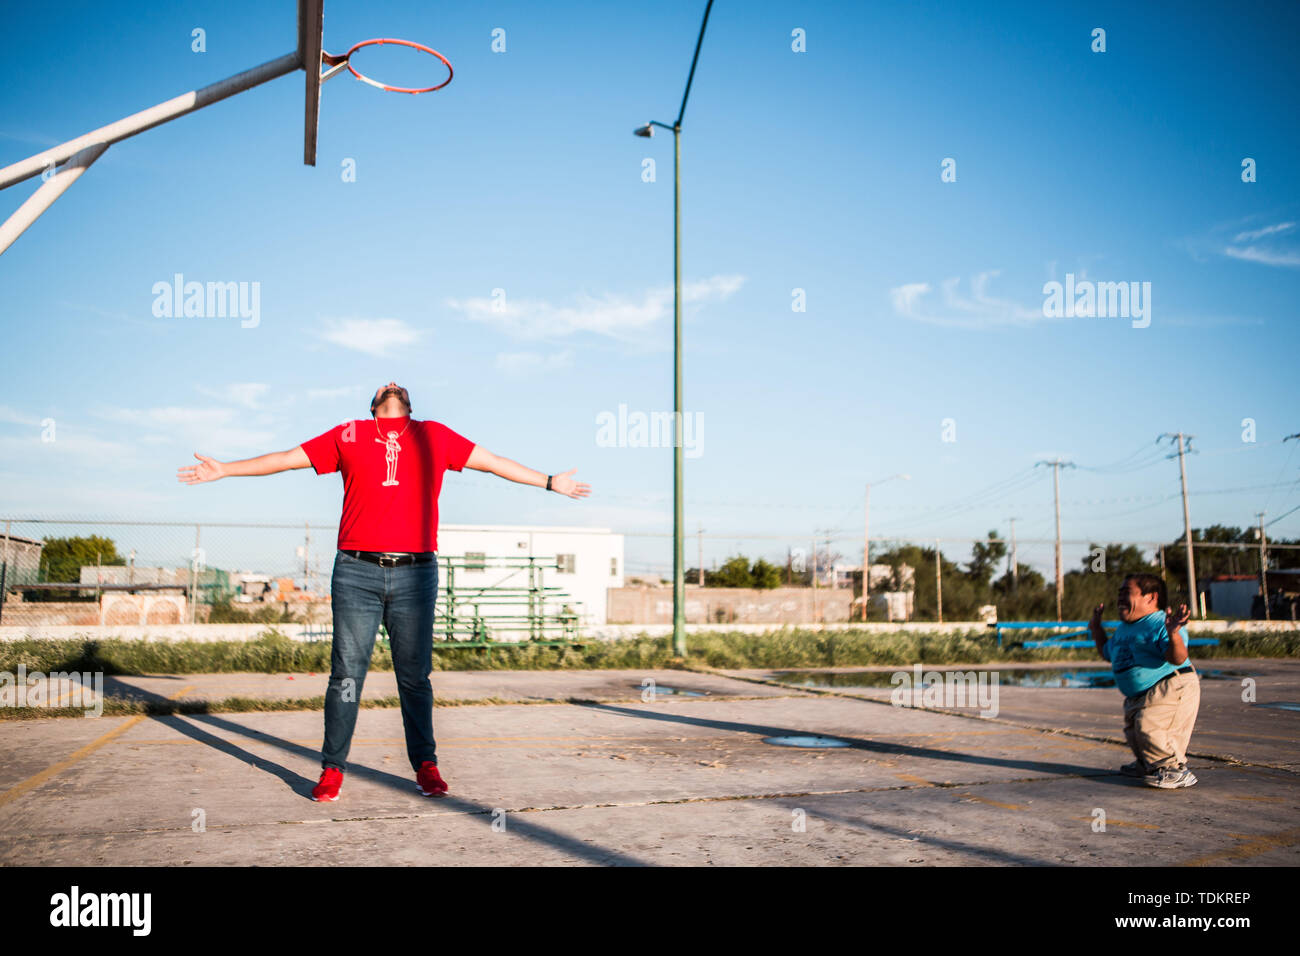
top-left (0, 144), bottom-right (108, 256)
top-left (0, 50), bottom-right (302, 255)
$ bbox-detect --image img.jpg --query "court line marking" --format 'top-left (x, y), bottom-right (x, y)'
top-left (0, 685), bottom-right (194, 810)
top-left (956, 792), bottom-right (1028, 811)
top-left (1180, 826), bottom-right (1300, 866)
top-left (1070, 816), bottom-right (1161, 830)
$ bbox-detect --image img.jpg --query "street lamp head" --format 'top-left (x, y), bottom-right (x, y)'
top-left (633, 123), bottom-right (655, 138)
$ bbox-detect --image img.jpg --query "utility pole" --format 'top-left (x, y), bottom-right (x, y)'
top-left (860, 474), bottom-right (909, 622)
top-left (1008, 517), bottom-right (1019, 590)
top-left (825, 530), bottom-right (833, 593)
top-left (1160, 433), bottom-right (1199, 617)
top-left (1036, 459), bottom-right (1075, 622)
top-left (697, 525), bottom-right (705, 586)
top-left (934, 539), bottom-right (943, 623)
top-left (1258, 512), bottom-right (1270, 622)
top-left (304, 521), bottom-right (311, 592)
top-left (1159, 545), bottom-right (1166, 580)
top-left (811, 534), bottom-right (818, 622)
top-left (862, 483), bottom-right (871, 622)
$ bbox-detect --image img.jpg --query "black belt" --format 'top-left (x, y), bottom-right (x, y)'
top-left (343, 550), bottom-right (436, 567)
top-left (1171, 664), bottom-right (1194, 676)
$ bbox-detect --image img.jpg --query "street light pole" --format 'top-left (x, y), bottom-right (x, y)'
top-left (672, 118), bottom-right (685, 653)
top-left (633, 0), bottom-right (714, 658)
top-left (861, 473), bottom-right (909, 622)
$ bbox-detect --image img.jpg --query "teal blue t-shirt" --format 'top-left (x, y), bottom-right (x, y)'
top-left (1102, 611), bottom-right (1189, 697)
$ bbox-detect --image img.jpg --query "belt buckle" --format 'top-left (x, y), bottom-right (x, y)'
top-left (378, 553), bottom-right (400, 567)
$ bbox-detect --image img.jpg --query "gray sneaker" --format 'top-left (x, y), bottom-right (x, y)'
top-left (1144, 766), bottom-right (1198, 789)
top-left (1119, 761), bottom-right (1149, 778)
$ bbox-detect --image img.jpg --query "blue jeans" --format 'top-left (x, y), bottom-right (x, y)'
top-left (323, 550), bottom-right (439, 772)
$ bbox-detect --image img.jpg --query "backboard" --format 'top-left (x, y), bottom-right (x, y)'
top-left (299, 0), bottom-right (324, 166)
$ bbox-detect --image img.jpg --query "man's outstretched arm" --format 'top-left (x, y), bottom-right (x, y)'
top-left (464, 447), bottom-right (591, 499)
top-left (177, 447), bottom-right (312, 484)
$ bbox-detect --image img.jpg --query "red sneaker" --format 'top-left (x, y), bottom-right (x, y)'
top-left (416, 761), bottom-right (448, 797)
top-left (312, 767), bottom-right (343, 802)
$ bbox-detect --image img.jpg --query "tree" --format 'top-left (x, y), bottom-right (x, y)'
top-left (711, 556), bottom-right (755, 588)
top-left (751, 558), bottom-right (782, 589)
top-left (697, 555), bottom-right (788, 589)
top-left (967, 531), bottom-right (1008, 588)
top-left (1062, 543), bottom-right (1161, 618)
top-left (38, 535), bottom-right (125, 584)
top-left (33, 535), bottom-right (126, 601)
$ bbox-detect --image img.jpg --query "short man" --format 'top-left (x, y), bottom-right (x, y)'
top-left (178, 382), bottom-right (590, 801)
top-left (1090, 573), bottom-right (1200, 789)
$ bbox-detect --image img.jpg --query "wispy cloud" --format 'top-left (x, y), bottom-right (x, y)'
top-left (305, 385), bottom-right (367, 401)
top-left (94, 405), bottom-right (275, 452)
top-left (0, 406), bottom-right (42, 427)
top-left (495, 350), bottom-right (575, 374)
top-left (196, 383), bottom-right (270, 409)
top-left (1222, 245), bottom-right (1300, 268)
top-left (1190, 216), bottom-right (1300, 270)
top-left (889, 270), bottom-right (1044, 329)
top-left (445, 274), bottom-right (745, 342)
top-left (1233, 221), bottom-right (1295, 243)
top-left (319, 318), bottom-right (422, 357)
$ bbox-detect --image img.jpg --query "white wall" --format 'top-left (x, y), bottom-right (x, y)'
top-left (437, 525), bottom-right (624, 625)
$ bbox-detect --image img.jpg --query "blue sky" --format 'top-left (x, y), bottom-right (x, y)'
top-left (2, 0), bottom-right (1299, 579)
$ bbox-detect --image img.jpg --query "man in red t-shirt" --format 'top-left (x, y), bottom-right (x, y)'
top-left (178, 382), bottom-right (590, 802)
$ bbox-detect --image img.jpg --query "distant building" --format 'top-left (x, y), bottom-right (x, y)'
top-left (438, 525), bottom-right (624, 626)
top-left (1206, 575), bottom-right (1259, 619)
top-left (0, 534), bottom-right (43, 586)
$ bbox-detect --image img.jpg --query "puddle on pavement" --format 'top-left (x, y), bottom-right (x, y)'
top-left (762, 735), bottom-right (852, 748)
top-left (772, 668), bottom-right (1252, 690)
top-left (641, 685), bottom-right (706, 697)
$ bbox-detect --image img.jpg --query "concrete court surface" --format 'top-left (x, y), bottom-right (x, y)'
top-left (0, 661), bottom-right (1297, 866)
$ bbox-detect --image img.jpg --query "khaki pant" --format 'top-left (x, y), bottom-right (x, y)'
top-left (1123, 670), bottom-right (1200, 771)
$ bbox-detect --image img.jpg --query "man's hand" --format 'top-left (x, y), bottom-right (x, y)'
top-left (1164, 603), bottom-right (1192, 666)
top-left (178, 447), bottom-right (309, 483)
top-left (549, 468), bottom-right (591, 500)
top-left (1166, 603), bottom-right (1190, 636)
top-left (1090, 602), bottom-right (1108, 658)
top-left (178, 453), bottom-right (225, 484)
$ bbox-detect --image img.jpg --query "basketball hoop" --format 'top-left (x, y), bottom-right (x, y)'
top-left (321, 39), bottom-right (452, 94)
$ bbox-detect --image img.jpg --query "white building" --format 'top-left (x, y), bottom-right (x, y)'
top-left (437, 525), bottom-right (624, 626)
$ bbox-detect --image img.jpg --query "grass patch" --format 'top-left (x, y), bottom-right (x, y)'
top-left (1, 626), bottom-right (1297, 678)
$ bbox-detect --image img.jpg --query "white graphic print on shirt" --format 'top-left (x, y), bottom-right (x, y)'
top-left (375, 431), bottom-right (402, 486)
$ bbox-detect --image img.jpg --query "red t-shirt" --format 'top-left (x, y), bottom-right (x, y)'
top-left (301, 416), bottom-right (475, 553)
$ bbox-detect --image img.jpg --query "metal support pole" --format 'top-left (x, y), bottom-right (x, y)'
top-left (671, 122), bottom-right (686, 656)
top-left (0, 143), bottom-right (108, 255)
top-left (191, 524), bottom-right (201, 624)
top-left (0, 518), bottom-right (9, 624)
top-left (1053, 463), bottom-right (1063, 621)
top-left (0, 52), bottom-right (301, 191)
top-left (0, 50), bottom-right (301, 256)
